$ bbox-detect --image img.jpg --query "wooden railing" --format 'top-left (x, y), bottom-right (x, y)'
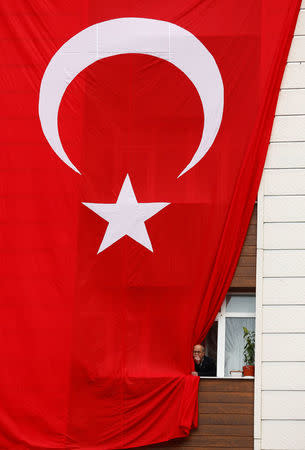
top-left (144, 378), bottom-right (254, 449)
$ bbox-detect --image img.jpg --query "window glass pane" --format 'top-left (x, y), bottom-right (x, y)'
top-left (224, 317), bottom-right (255, 376)
top-left (226, 295), bottom-right (255, 313)
top-left (204, 321), bottom-right (218, 367)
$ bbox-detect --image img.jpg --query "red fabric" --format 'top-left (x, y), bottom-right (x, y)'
top-left (0, 1), bottom-right (300, 449)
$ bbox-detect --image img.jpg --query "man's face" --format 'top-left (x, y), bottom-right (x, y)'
top-left (193, 345), bottom-right (205, 364)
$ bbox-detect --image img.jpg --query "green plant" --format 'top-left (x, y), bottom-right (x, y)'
top-left (243, 327), bottom-right (255, 366)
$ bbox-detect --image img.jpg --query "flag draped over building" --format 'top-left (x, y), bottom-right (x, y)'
top-left (0, 1), bottom-right (300, 449)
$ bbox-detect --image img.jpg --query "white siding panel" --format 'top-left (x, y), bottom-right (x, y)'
top-left (262, 305), bottom-right (305, 333)
top-left (295, 9), bottom-right (305, 35)
top-left (262, 362), bottom-right (305, 390)
top-left (281, 62), bottom-right (305, 89)
top-left (275, 88), bottom-right (305, 115)
top-left (262, 391), bottom-right (305, 419)
top-left (262, 420), bottom-right (305, 450)
top-left (263, 277), bottom-right (305, 305)
top-left (264, 223), bottom-right (305, 249)
top-left (254, 439), bottom-right (260, 450)
top-left (265, 142), bottom-right (305, 169)
top-left (264, 250), bottom-right (305, 277)
top-left (288, 36), bottom-right (305, 62)
top-left (270, 115), bottom-right (305, 141)
top-left (259, 5), bottom-right (305, 449)
top-left (264, 196), bottom-right (305, 222)
top-left (262, 334), bottom-right (305, 361)
top-left (264, 169), bottom-right (305, 195)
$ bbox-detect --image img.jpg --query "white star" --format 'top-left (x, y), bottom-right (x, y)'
top-left (82, 175), bottom-right (170, 253)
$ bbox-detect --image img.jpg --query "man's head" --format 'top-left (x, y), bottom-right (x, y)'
top-left (193, 344), bottom-right (205, 364)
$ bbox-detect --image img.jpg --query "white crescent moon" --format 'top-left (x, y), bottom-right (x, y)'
top-left (39, 18), bottom-right (224, 177)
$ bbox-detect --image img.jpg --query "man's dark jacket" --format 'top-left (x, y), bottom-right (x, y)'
top-left (194, 355), bottom-right (216, 376)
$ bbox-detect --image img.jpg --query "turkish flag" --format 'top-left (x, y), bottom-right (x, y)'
top-left (0, 1), bottom-right (300, 449)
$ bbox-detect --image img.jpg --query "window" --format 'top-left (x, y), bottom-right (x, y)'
top-left (204, 294), bottom-right (256, 377)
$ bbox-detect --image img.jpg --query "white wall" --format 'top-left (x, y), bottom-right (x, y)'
top-left (255, 3), bottom-right (305, 449)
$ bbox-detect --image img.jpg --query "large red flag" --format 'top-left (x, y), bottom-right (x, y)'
top-left (0, 1), bottom-right (300, 449)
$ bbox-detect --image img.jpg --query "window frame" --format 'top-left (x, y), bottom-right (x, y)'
top-left (215, 293), bottom-right (256, 377)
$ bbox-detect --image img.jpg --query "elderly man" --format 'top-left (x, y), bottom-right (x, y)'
top-left (192, 344), bottom-right (216, 377)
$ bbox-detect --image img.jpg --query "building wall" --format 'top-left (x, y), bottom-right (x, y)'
top-left (230, 205), bottom-right (256, 291)
top-left (255, 2), bottom-right (305, 449)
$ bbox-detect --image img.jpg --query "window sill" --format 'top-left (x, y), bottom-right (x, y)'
top-left (199, 376), bottom-right (254, 379)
